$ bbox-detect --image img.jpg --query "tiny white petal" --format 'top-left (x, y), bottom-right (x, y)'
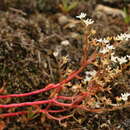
top-left (106, 44), bottom-right (115, 50)
top-left (121, 93), bottom-right (130, 101)
top-left (127, 55), bottom-right (130, 59)
top-left (53, 51), bottom-right (59, 57)
top-left (117, 57), bottom-right (127, 64)
top-left (83, 19), bottom-right (94, 26)
top-left (61, 40), bottom-right (70, 46)
top-left (99, 48), bottom-right (109, 54)
top-left (111, 55), bottom-right (117, 62)
top-left (115, 33), bottom-right (130, 41)
top-left (85, 70), bottom-right (96, 76)
top-left (96, 38), bottom-right (109, 43)
top-left (96, 39), bottom-right (102, 43)
top-left (111, 54), bottom-right (127, 64)
top-left (126, 34), bottom-right (130, 38)
top-left (84, 76), bottom-right (92, 82)
top-left (84, 70), bottom-right (96, 82)
top-left (76, 12), bottom-right (87, 19)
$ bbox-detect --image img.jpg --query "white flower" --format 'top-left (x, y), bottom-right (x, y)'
top-left (76, 12), bottom-right (94, 26)
top-left (111, 55), bottom-right (117, 62)
top-left (111, 53), bottom-right (127, 64)
top-left (53, 46), bottom-right (61, 57)
top-left (99, 48), bottom-right (109, 54)
top-left (82, 19), bottom-right (94, 26)
top-left (83, 76), bottom-right (92, 82)
top-left (117, 57), bottom-right (127, 64)
top-left (53, 51), bottom-right (59, 57)
top-left (121, 93), bottom-right (130, 101)
top-left (61, 40), bottom-right (70, 46)
top-left (93, 101), bottom-right (101, 108)
top-left (99, 45), bottom-right (115, 54)
top-left (115, 33), bottom-right (130, 41)
top-left (106, 44), bottom-right (115, 50)
top-left (126, 34), bottom-right (130, 38)
top-left (96, 38), bottom-right (109, 44)
top-left (85, 70), bottom-right (96, 76)
top-left (83, 70), bottom-right (96, 82)
top-left (99, 44), bottom-right (114, 54)
top-left (76, 12), bottom-right (87, 19)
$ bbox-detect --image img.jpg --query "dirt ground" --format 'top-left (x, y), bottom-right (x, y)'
top-left (0, 0), bottom-right (130, 129)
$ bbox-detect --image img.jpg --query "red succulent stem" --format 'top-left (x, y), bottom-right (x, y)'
top-left (0, 111), bottom-right (27, 118)
top-left (0, 46), bottom-right (98, 120)
top-left (0, 84), bottom-right (57, 98)
top-left (0, 67), bottom-right (84, 99)
top-left (0, 51), bottom-right (96, 100)
top-left (0, 109), bottom-right (72, 121)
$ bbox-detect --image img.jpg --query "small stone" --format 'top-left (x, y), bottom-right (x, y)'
top-left (58, 14), bottom-right (69, 25)
top-left (103, 0), bottom-right (119, 2)
top-left (95, 4), bottom-right (126, 18)
top-left (61, 40), bottom-right (70, 46)
top-left (69, 32), bottom-right (79, 39)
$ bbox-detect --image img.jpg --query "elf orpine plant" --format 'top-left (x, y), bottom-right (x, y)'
top-left (0, 12), bottom-right (130, 123)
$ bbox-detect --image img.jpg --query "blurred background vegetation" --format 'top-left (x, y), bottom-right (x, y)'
top-left (0, 0), bottom-right (84, 13)
top-left (0, 0), bottom-right (129, 14)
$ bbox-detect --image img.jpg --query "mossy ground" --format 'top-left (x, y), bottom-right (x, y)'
top-left (0, 0), bottom-right (130, 129)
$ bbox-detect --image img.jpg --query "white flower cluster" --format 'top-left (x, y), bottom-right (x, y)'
top-left (99, 44), bottom-right (115, 54)
top-left (115, 33), bottom-right (130, 41)
top-left (82, 19), bottom-right (94, 26)
top-left (83, 70), bottom-right (96, 82)
top-left (76, 12), bottom-right (94, 26)
top-left (96, 38), bottom-right (109, 44)
top-left (111, 53), bottom-right (128, 64)
top-left (120, 93), bottom-right (130, 101)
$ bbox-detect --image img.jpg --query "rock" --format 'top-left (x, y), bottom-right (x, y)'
top-left (61, 40), bottom-right (70, 46)
top-left (57, 14), bottom-right (69, 25)
top-left (69, 32), bottom-right (80, 39)
top-left (124, 0), bottom-right (130, 3)
top-left (95, 4), bottom-right (126, 18)
top-left (103, 0), bottom-right (120, 2)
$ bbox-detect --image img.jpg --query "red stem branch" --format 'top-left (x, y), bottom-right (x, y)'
top-left (0, 84), bottom-right (58, 98)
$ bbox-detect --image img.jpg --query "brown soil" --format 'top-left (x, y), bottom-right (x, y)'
top-left (0, 0), bottom-right (130, 129)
